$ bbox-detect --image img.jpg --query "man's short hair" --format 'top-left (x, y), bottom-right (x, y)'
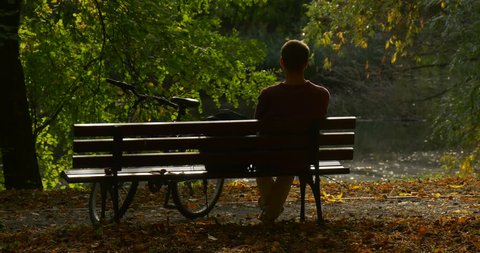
top-left (281, 40), bottom-right (310, 72)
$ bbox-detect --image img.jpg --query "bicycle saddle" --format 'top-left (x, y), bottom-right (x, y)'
top-left (171, 97), bottom-right (200, 108)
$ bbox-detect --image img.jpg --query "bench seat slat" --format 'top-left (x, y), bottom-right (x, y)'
top-left (66, 160), bottom-right (343, 175)
top-left (73, 146), bottom-right (353, 169)
top-left (62, 162), bottom-right (350, 183)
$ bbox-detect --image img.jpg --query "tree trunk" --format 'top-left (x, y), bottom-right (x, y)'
top-left (0, 1), bottom-right (43, 189)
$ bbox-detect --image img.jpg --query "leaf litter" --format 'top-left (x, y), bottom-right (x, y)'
top-left (0, 176), bottom-right (478, 252)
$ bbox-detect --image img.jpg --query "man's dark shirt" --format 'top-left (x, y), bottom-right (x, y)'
top-left (255, 81), bottom-right (329, 120)
top-left (254, 80), bottom-right (330, 171)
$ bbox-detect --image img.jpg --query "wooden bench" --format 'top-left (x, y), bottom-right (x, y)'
top-left (61, 116), bottom-right (356, 224)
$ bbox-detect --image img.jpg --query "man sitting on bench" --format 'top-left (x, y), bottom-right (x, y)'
top-left (254, 39), bottom-right (331, 223)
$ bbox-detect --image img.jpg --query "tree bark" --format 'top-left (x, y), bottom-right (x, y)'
top-left (0, 0), bottom-right (43, 189)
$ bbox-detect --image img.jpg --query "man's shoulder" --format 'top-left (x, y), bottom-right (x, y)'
top-left (261, 82), bottom-right (283, 91)
top-left (307, 80), bottom-right (328, 90)
top-left (306, 81), bottom-right (330, 96)
top-left (259, 83), bottom-right (284, 96)
top-left (260, 81), bottom-right (329, 96)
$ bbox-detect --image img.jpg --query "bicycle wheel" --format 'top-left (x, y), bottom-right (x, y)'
top-left (171, 178), bottom-right (224, 219)
top-left (88, 181), bottom-right (138, 225)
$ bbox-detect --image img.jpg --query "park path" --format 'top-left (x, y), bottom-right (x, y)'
top-left (1, 179), bottom-right (478, 231)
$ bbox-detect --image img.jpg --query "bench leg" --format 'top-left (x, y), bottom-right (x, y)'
top-left (300, 175), bottom-right (324, 225)
top-left (98, 182), bottom-right (120, 222)
top-left (312, 174), bottom-right (324, 225)
top-left (110, 182), bottom-right (120, 223)
top-left (300, 177), bottom-right (307, 221)
top-left (164, 184), bottom-right (172, 208)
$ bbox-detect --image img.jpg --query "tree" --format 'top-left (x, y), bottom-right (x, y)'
top-left (219, 0), bottom-right (311, 68)
top-left (5, 0), bottom-right (275, 189)
top-left (0, 1), bottom-right (43, 189)
top-left (304, 0), bottom-right (479, 173)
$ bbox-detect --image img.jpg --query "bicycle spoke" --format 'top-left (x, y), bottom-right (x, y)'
top-left (171, 178), bottom-right (223, 219)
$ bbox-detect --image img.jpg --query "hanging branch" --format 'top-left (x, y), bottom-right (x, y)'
top-left (33, 1), bottom-right (109, 136)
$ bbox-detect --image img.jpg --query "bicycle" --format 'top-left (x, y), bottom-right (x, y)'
top-left (88, 78), bottom-right (228, 224)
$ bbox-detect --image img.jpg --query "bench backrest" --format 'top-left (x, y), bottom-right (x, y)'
top-left (73, 117), bottom-right (355, 176)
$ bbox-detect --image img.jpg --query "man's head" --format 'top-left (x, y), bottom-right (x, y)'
top-left (280, 40), bottom-right (310, 73)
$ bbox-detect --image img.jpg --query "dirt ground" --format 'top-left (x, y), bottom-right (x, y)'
top-left (1, 176), bottom-right (479, 252)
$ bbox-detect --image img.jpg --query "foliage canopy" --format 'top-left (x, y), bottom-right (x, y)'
top-left (18, 0), bottom-right (275, 188)
top-left (304, 0), bottom-right (479, 173)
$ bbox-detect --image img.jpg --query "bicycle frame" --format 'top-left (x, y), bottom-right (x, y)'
top-left (98, 78), bottom-right (223, 220)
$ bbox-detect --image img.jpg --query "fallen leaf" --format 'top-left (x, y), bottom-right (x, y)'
top-left (417, 224), bottom-right (427, 235)
top-left (351, 185), bottom-right (361, 190)
top-left (453, 210), bottom-right (470, 214)
top-left (208, 234), bottom-right (218, 241)
top-left (449, 184), bottom-right (464, 189)
top-left (322, 191), bottom-right (344, 203)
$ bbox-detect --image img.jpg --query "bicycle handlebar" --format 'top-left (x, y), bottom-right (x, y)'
top-left (152, 95), bottom-right (178, 109)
